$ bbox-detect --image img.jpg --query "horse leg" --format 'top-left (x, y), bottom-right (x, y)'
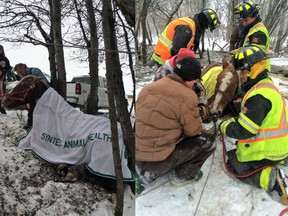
top-left (56, 163), bottom-right (78, 182)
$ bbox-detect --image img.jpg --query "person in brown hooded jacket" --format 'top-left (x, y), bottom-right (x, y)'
top-left (136, 56), bottom-right (216, 187)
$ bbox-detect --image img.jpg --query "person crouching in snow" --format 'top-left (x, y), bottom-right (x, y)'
top-left (136, 56), bottom-right (216, 192)
top-left (153, 47), bottom-right (208, 122)
top-left (219, 45), bottom-right (288, 205)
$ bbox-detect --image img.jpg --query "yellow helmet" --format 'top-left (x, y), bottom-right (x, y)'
top-left (234, 46), bottom-right (270, 79)
top-left (234, 1), bottom-right (260, 19)
top-left (201, 9), bottom-right (221, 32)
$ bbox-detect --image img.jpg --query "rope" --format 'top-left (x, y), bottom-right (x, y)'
top-left (193, 151), bottom-right (215, 216)
top-left (194, 122), bottom-right (217, 216)
top-left (280, 208), bottom-right (288, 216)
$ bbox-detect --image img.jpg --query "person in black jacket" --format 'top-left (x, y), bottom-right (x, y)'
top-left (0, 45), bottom-right (12, 114)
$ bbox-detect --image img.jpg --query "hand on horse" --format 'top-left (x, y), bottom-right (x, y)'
top-left (232, 98), bottom-right (242, 114)
top-left (199, 104), bottom-right (207, 121)
top-left (229, 48), bottom-right (240, 56)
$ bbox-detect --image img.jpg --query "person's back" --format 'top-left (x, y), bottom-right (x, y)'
top-left (27, 67), bottom-right (48, 82)
top-left (14, 63), bottom-right (49, 129)
top-left (136, 76), bottom-right (201, 161)
top-left (136, 56), bottom-right (216, 192)
top-left (14, 63), bottom-right (48, 83)
top-left (149, 9), bottom-right (220, 67)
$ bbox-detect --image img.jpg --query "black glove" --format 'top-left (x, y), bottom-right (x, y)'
top-left (193, 83), bottom-right (201, 97)
top-left (232, 98), bottom-right (242, 114)
top-left (199, 104), bottom-right (207, 120)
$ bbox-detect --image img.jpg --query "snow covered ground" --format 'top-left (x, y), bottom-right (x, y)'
top-left (136, 61), bottom-right (288, 216)
top-left (0, 110), bottom-right (135, 215)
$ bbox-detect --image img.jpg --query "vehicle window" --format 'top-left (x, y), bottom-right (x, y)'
top-left (72, 77), bottom-right (90, 84)
top-left (44, 74), bottom-right (51, 83)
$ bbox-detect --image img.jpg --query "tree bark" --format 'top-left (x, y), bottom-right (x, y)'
top-left (102, 0), bottom-right (124, 215)
top-left (113, 0), bottom-right (135, 27)
top-left (85, 0), bottom-right (99, 115)
top-left (51, 0), bottom-right (66, 98)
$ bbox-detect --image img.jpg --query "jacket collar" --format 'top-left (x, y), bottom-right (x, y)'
top-left (241, 69), bottom-right (269, 92)
top-left (167, 73), bottom-right (185, 84)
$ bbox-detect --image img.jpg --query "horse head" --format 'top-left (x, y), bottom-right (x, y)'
top-left (2, 75), bottom-right (49, 110)
top-left (208, 55), bottom-right (239, 116)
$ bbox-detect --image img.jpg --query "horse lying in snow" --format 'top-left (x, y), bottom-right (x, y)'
top-left (2, 75), bottom-right (133, 185)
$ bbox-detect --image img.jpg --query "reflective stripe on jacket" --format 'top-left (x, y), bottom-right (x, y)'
top-left (151, 17), bottom-right (196, 65)
top-left (243, 22), bottom-right (270, 71)
top-left (237, 78), bottom-right (288, 162)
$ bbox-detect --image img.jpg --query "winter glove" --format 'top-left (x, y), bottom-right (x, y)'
top-left (218, 117), bottom-right (236, 135)
top-left (232, 98), bottom-right (242, 114)
top-left (199, 104), bottom-right (207, 121)
top-left (193, 81), bottom-right (208, 105)
top-left (229, 48), bottom-right (240, 56)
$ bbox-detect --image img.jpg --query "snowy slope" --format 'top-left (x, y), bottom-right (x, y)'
top-left (0, 110), bottom-right (135, 215)
top-left (136, 70), bottom-right (288, 216)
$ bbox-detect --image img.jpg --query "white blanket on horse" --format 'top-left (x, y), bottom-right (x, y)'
top-left (18, 87), bottom-right (133, 181)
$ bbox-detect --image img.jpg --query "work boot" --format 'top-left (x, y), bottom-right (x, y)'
top-left (0, 106), bottom-right (6, 114)
top-left (169, 169), bottom-right (203, 187)
top-left (135, 165), bottom-right (158, 185)
top-left (135, 165), bottom-right (159, 195)
top-left (270, 168), bottom-right (288, 205)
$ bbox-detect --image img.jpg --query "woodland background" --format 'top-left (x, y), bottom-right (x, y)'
top-left (136, 0), bottom-right (288, 65)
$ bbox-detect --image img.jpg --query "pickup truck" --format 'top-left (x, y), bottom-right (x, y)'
top-left (66, 75), bottom-right (109, 109)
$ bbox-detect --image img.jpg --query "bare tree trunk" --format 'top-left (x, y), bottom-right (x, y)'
top-left (85, 0), bottom-right (99, 115)
top-left (47, 0), bottom-right (58, 92)
top-left (47, 44), bottom-right (58, 88)
top-left (139, 0), bottom-right (152, 65)
top-left (113, 0), bottom-right (135, 27)
top-left (51, 0), bottom-right (66, 98)
top-left (263, 0), bottom-right (288, 35)
top-left (102, 0), bottom-right (124, 214)
top-left (140, 0), bottom-right (148, 64)
top-left (226, 0), bottom-right (236, 40)
top-left (116, 9), bottom-right (136, 116)
top-left (274, 17), bottom-right (288, 53)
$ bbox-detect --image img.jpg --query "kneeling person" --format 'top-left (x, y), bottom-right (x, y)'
top-left (136, 56), bottom-right (216, 190)
top-left (219, 46), bottom-right (288, 205)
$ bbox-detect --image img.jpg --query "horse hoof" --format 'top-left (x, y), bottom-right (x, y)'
top-left (57, 164), bottom-right (69, 177)
top-left (64, 172), bottom-right (78, 182)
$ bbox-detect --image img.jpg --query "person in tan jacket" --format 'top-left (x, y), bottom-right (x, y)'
top-left (136, 56), bottom-right (216, 187)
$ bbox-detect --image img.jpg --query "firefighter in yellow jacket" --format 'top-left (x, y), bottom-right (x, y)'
top-left (149, 9), bottom-right (220, 67)
top-left (219, 45), bottom-right (288, 205)
top-left (234, 1), bottom-right (270, 71)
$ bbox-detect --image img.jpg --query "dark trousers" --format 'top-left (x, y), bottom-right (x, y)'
top-left (27, 103), bottom-right (35, 126)
top-left (226, 149), bottom-right (281, 188)
top-left (137, 132), bottom-right (216, 180)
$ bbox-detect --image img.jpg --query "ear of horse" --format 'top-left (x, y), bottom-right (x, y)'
top-left (222, 55), bottom-right (230, 68)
